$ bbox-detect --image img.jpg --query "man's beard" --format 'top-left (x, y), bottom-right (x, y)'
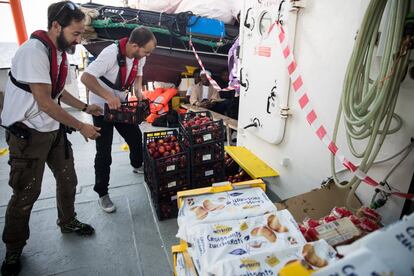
top-left (56, 31), bottom-right (74, 53)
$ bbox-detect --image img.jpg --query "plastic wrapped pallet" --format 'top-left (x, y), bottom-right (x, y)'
top-left (186, 210), bottom-right (307, 275)
top-left (177, 187), bottom-right (277, 241)
top-left (314, 212), bottom-right (414, 276)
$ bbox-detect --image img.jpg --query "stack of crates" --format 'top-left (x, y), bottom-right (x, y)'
top-left (143, 129), bottom-right (190, 220)
top-left (179, 111), bottom-right (226, 188)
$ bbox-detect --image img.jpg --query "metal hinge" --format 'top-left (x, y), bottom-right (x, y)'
top-left (280, 107), bottom-right (291, 118)
top-left (291, 0), bottom-right (307, 8)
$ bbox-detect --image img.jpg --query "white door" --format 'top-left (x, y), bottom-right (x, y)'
top-left (238, 0), bottom-right (298, 144)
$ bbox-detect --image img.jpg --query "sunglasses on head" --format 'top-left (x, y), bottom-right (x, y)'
top-left (53, 1), bottom-right (79, 21)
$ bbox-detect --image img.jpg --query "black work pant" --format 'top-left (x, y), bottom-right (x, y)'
top-left (210, 101), bottom-right (229, 115)
top-left (3, 124), bottom-right (77, 252)
top-left (92, 116), bottom-right (143, 198)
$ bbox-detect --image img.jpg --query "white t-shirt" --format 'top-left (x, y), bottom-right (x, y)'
top-left (86, 43), bottom-right (146, 109)
top-left (1, 39), bottom-right (66, 132)
top-left (202, 85), bottom-right (209, 100)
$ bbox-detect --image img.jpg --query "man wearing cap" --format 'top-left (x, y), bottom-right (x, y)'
top-left (1, 2), bottom-right (101, 275)
top-left (189, 70), bottom-right (226, 114)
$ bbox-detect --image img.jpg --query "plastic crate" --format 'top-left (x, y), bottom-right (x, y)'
top-left (190, 160), bottom-right (226, 188)
top-left (179, 111), bottom-right (224, 146)
top-left (153, 199), bottom-right (178, 221)
top-left (188, 141), bottom-right (224, 166)
top-left (104, 99), bottom-right (150, 124)
top-left (144, 129), bottom-right (190, 194)
top-left (145, 163), bottom-right (189, 194)
top-left (144, 130), bottom-right (189, 173)
top-left (224, 152), bottom-right (239, 176)
top-left (150, 187), bottom-right (190, 221)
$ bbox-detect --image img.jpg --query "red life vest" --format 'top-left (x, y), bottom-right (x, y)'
top-left (99, 37), bottom-right (139, 92)
top-left (9, 30), bottom-right (68, 99)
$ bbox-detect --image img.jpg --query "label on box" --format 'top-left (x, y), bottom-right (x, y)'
top-left (167, 165), bottom-right (176, 172)
top-left (168, 181), bottom-right (177, 188)
top-left (315, 217), bottom-right (360, 246)
top-left (203, 134), bottom-right (212, 141)
top-left (202, 154), bottom-right (212, 161)
top-left (205, 170), bottom-right (214, 176)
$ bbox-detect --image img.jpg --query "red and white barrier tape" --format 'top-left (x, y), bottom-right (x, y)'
top-left (271, 21), bottom-right (414, 200)
top-left (188, 40), bottom-right (239, 92)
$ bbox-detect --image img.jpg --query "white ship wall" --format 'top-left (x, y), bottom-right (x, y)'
top-left (238, 0), bottom-right (414, 224)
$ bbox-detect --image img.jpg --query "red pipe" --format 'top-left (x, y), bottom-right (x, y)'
top-left (9, 0), bottom-right (28, 45)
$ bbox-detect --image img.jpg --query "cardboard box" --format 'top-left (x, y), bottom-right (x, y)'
top-left (275, 181), bottom-right (361, 222)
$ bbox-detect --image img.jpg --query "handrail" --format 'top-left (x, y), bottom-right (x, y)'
top-left (10, 0), bottom-right (27, 45)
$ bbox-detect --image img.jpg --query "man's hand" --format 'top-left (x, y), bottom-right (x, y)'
top-left (200, 100), bottom-right (213, 108)
top-left (86, 104), bottom-right (103, 116)
top-left (79, 123), bottom-right (101, 142)
top-left (107, 95), bottom-right (121, 110)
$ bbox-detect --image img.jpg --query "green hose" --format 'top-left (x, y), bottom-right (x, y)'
top-left (330, 0), bottom-right (411, 209)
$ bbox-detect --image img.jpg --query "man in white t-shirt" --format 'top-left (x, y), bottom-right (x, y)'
top-left (185, 68), bottom-right (201, 102)
top-left (1, 2), bottom-right (102, 275)
top-left (81, 27), bottom-right (157, 213)
top-left (189, 70), bottom-right (228, 115)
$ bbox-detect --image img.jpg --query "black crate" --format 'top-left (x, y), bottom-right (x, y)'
top-left (104, 100), bottom-right (150, 125)
top-left (179, 111), bottom-right (224, 146)
top-left (181, 110), bottom-right (213, 121)
top-left (144, 129), bottom-right (190, 194)
top-left (224, 152), bottom-right (240, 177)
top-left (153, 200), bottom-right (178, 221)
top-left (150, 187), bottom-right (190, 221)
top-left (187, 141), bottom-right (225, 166)
top-left (190, 160), bottom-right (226, 188)
top-left (146, 166), bottom-right (189, 194)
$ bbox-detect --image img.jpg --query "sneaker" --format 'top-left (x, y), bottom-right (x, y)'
top-left (132, 166), bottom-right (144, 174)
top-left (98, 194), bottom-right (116, 213)
top-left (60, 218), bottom-right (95, 236)
top-left (1, 250), bottom-right (22, 276)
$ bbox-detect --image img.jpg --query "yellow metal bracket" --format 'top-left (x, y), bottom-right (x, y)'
top-left (176, 179), bottom-right (266, 208)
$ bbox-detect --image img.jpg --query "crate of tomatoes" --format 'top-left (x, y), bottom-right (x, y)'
top-left (144, 130), bottom-right (190, 195)
top-left (104, 99), bottom-right (150, 125)
top-left (179, 111), bottom-right (224, 146)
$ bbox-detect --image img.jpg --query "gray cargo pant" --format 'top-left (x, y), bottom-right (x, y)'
top-left (2, 123), bottom-right (77, 251)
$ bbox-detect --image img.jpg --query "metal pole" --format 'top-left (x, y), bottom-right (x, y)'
top-left (9, 0), bottom-right (28, 45)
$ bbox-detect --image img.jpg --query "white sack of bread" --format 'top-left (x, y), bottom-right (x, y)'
top-left (210, 239), bottom-right (337, 276)
top-left (186, 210), bottom-right (305, 275)
top-left (177, 187), bottom-right (277, 241)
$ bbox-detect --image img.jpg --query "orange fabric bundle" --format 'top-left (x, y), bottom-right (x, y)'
top-left (144, 88), bottom-right (178, 123)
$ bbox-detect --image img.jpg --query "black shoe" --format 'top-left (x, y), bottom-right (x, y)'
top-left (60, 218), bottom-right (95, 236)
top-left (1, 250), bottom-right (22, 276)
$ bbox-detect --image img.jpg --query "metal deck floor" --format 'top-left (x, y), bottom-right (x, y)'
top-left (0, 110), bottom-right (178, 276)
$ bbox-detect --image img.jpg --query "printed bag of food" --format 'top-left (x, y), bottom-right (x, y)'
top-left (186, 210), bottom-right (306, 274)
top-left (210, 239), bottom-right (337, 276)
top-left (177, 187), bottom-right (277, 241)
top-left (313, 247), bottom-right (390, 276)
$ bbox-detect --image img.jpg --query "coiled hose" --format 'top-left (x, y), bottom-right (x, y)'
top-left (331, 0), bottom-right (412, 209)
